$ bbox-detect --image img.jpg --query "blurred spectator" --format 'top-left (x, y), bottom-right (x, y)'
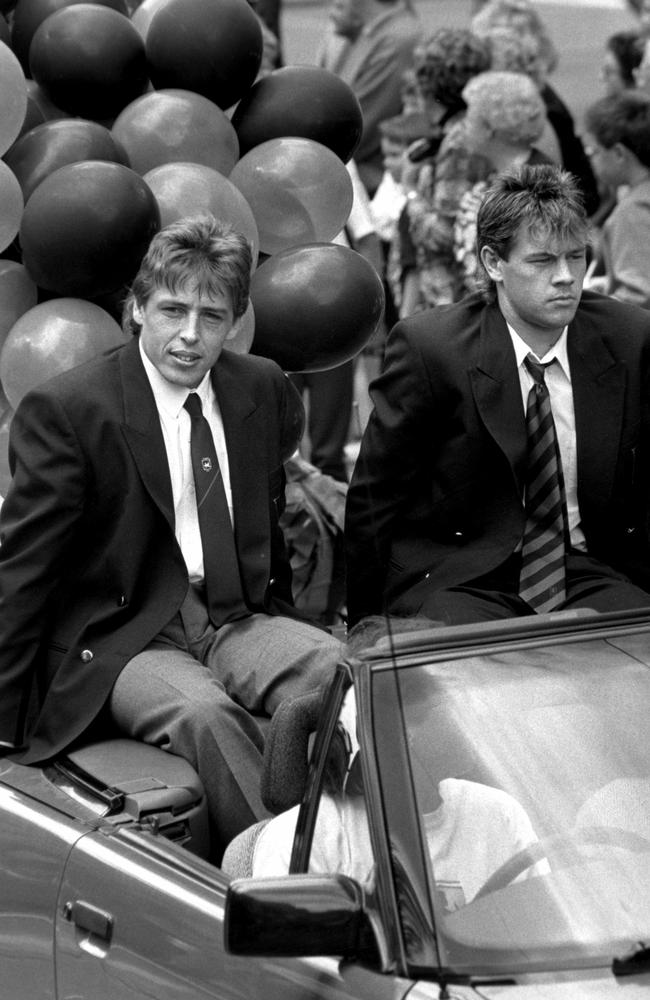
top-left (627, 0), bottom-right (650, 39)
top-left (317, 0), bottom-right (420, 198)
top-left (454, 70), bottom-right (551, 296)
top-left (484, 26), bottom-right (561, 163)
top-left (601, 30), bottom-right (645, 97)
top-left (590, 30), bottom-right (645, 227)
top-left (402, 27), bottom-right (492, 308)
top-left (246, 0), bottom-right (280, 74)
top-left (584, 90), bottom-right (650, 308)
top-left (471, 0), bottom-right (600, 216)
top-left (374, 112), bottom-right (440, 318)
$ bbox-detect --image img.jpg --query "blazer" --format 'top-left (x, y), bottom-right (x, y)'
top-left (0, 337), bottom-right (303, 762)
top-left (345, 291), bottom-right (650, 625)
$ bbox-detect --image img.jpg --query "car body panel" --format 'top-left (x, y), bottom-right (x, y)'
top-left (3, 609), bottom-right (650, 998)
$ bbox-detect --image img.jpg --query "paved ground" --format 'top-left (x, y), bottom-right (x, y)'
top-left (280, 0), bottom-right (639, 134)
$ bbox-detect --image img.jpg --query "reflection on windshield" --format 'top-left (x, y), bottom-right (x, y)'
top-left (394, 633), bottom-right (650, 971)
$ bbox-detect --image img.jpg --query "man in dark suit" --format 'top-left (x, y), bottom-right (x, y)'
top-left (345, 163), bottom-right (650, 626)
top-left (0, 215), bottom-right (341, 856)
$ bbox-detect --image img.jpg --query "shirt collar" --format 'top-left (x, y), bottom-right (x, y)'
top-left (506, 323), bottom-right (571, 380)
top-left (138, 338), bottom-right (213, 419)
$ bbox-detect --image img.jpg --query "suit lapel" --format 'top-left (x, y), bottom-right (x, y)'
top-left (470, 304), bottom-right (528, 494)
top-left (568, 315), bottom-right (626, 510)
top-left (118, 338), bottom-right (176, 531)
top-left (213, 355), bottom-right (271, 603)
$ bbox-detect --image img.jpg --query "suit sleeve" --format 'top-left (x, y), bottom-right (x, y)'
top-left (0, 389), bottom-right (86, 747)
top-left (345, 320), bottom-right (438, 625)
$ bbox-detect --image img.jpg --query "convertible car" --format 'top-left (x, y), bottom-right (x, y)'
top-left (2, 607), bottom-right (650, 998)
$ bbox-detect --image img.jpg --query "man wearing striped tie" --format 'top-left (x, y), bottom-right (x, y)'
top-left (346, 162), bottom-right (650, 626)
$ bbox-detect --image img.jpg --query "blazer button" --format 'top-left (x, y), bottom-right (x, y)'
top-left (118, 594), bottom-right (127, 607)
top-left (80, 649), bottom-right (94, 663)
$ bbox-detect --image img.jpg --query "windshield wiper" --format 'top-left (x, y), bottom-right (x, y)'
top-left (612, 942), bottom-right (650, 977)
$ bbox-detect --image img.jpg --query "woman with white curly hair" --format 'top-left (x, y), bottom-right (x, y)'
top-left (453, 70), bottom-right (552, 296)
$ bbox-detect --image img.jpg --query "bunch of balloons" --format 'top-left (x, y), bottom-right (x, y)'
top-left (0, 0), bottom-right (386, 487)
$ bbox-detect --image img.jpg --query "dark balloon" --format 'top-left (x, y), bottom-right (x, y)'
top-left (249, 243), bottom-right (385, 373)
top-left (11, 0), bottom-right (129, 73)
top-left (145, 0), bottom-right (263, 110)
top-left (231, 66), bottom-right (363, 162)
top-left (14, 94), bottom-right (47, 143)
top-left (5, 118), bottom-right (129, 202)
top-left (20, 159), bottom-right (160, 298)
top-left (29, 4), bottom-right (149, 120)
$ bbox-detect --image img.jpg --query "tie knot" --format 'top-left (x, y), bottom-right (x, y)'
top-left (184, 392), bottom-right (202, 419)
top-left (524, 353), bottom-right (554, 385)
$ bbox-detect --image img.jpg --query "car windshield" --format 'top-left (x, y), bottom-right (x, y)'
top-left (387, 628), bottom-right (650, 976)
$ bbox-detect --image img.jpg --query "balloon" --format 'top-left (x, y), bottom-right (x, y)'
top-left (11, 0), bottom-right (129, 72)
top-left (24, 78), bottom-right (70, 121)
top-left (145, 0), bottom-right (263, 110)
top-left (280, 375), bottom-right (305, 463)
top-left (0, 162), bottom-right (24, 253)
top-left (230, 137), bottom-right (353, 256)
top-left (0, 297), bottom-right (127, 409)
top-left (231, 66), bottom-right (363, 163)
top-left (0, 409), bottom-right (13, 499)
top-left (0, 260), bottom-right (38, 349)
top-left (29, 4), bottom-right (149, 120)
top-left (249, 243), bottom-right (385, 372)
top-left (224, 300), bottom-right (255, 355)
top-left (20, 160), bottom-right (160, 297)
top-left (13, 93), bottom-right (46, 143)
top-left (130, 0), bottom-right (172, 40)
top-left (143, 161), bottom-right (259, 265)
top-left (0, 41), bottom-right (28, 157)
top-left (5, 118), bottom-right (129, 202)
top-left (112, 89), bottom-right (238, 176)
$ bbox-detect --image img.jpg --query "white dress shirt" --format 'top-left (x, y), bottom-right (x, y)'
top-left (139, 341), bottom-right (235, 584)
top-left (507, 325), bottom-right (586, 551)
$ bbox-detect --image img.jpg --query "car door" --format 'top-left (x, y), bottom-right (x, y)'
top-left (55, 823), bottom-right (412, 1000)
top-left (0, 769), bottom-right (86, 1000)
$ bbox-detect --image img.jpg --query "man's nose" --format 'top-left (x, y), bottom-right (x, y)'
top-left (180, 311), bottom-right (200, 339)
top-left (553, 257), bottom-right (574, 283)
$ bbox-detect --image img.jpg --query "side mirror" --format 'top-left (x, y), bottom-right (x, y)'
top-left (224, 874), bottom-right (374, 958)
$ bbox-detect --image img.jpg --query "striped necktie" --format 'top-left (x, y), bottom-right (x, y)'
top-left (184, 392), bottom-right (248, 626)
top-left (518, 354), bottom-right (569, 613)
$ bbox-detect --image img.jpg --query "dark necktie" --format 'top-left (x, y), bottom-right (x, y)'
top-left (184, 392), bottom-right (248, 626)
top-left (518, 354), bottom-right (569, 613)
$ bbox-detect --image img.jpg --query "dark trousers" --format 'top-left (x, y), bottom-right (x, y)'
top-left (415, 550), bottom-right (650, 627)
top-left (291, 363), bottom-right (354, 483)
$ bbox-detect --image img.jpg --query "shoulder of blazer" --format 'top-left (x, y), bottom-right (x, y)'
top-left (391, 292), bottom-right (489, 356)
top-left (573, 291), bottom-right (650, 348)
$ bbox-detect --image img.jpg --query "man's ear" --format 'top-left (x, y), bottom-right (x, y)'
top-left (480, 244), bottom-right (503, 283)
top-left (131, 300), bottom-right (144, 325)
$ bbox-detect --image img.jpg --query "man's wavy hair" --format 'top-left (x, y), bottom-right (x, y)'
top-left (475, 163), bottom-right (590, 302)
top-left (122, 214), bottom-right (253, 336)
